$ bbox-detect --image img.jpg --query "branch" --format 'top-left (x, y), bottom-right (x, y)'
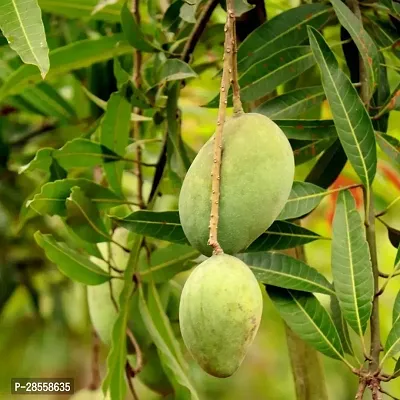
top-left (208, 0), bottom-right (238, 254)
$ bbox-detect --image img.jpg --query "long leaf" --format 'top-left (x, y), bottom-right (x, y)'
top-left (278, 181), bottom-right (326, 220)
top-left (246, 221), bottom-right (324, 252)
top-left (100, 90), bottom-right (131, 195)
top-left (0, 35), bottom-right (132, 101)
top-left (237, 3), bottom-right (334, 72)
top-left (267, 287), bottom-right (345, 360)
top-left (239, 252), bottom-right (334, 295)
top-left (330, 0), bottom-right (380, 99)
top-left (0, 0), bottom-right (49, 77)
top-left (34, 231), bottom-right (111, 285)
top-left (393, 290), bottom-right (400, 326)
top-left (330, 294), bottom-right (354, 355)
top-left (293, 138), bottom-right (336, 166)
top-left (207, 46), bottom-right (316, 106)
top-left (138, 284), bottom-right (200, 399)
top-left (254, 86), bottom-right (326, 119)
top-left (331, 190), bottom-right (373, 336)
top-left (114, 210), bottom-right (189, 245)
top-left (382, 319), bottom-right (400, 366)
top-left (376, 132), bottom-right (400, 165)
top-left (307, 27), bottom-right (377, 189)
top-left (38, 0), bottom-right (121, 21)
top-left (27, 178), bottom-right (123, 217)
top-left (275, 119), bottom-right (337, 140)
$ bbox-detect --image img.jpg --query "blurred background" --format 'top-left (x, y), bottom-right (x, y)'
top-left (1, 0), bottom-right (400, 399)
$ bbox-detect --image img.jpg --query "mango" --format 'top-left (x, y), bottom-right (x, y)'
top-left (179, 254), bottom-right (263, 378)
top-left (179, 113), bottom-right (294, 256)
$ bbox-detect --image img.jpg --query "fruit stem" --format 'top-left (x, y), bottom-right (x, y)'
top-left (208, 0), bottom-right (238, 255)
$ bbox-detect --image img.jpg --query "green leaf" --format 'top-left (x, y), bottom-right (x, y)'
top-left (54, 138), bottom-right (123, 169)
top-left (19, 148), bottom-right (53, 174)
top-left (275, 120), bottom-right (337, 140)
top-left (373, 83), bottom-right (400, 118)
top-left (207, 46), bottom-right (316, 106)
top-left (138, 283), bottom-right (199, 399)
top-left (232, 0), bottom-right (255, 17)
top-left (121, 1), bottom-right (158, 52)
top-left (376, 132), bottom-right (400, 165)
top-left (331, 190), bottom-right (373, 336)
top-left (38, 0), bottom-right (122, 21)
top-left (0, 0), bottom-right (49, 78)
top-left (92, 0), bottom-right (119, 15)
top-left (81, 86), bottom-right (151, 121)
top-left (267, 287), bottom-right (344, 360)
top-left (66, 187), bottom-right (111, 243)
top-left (103, 237), bottom-right (141, 400)
top-left (364, 16), bottom-right (399, 50)
top-left (0, 34), bottom-right (132, 101)
top-left (393, 290), bottom-right (400, 326)
top-left (245, 221), bottom-right (323, 252)
top-left (382, 319), bottom-right (400, 365)
top-left (34, 231), bottom-right (111, 285)
top-left (100, 90), bottom-right (132, 195)
top-left (308, 27), bottom-right (377, 188)
top-left (27, 178), bottom-right (123, 217)
top-left (240, 253), bottom-right (334, 295)
top-left (278, 181), bottom-right (326, 220)
top-left (330, 294), bottom-right (354, 355)
top-left (179, 1), bottom-right (198, 23)
top-left (237, 4), bottom-right (333, 73)
top-left (330, 0), bottom-right (380, 100)
top-left (254, 86), bottom-right (326, 119)
top-left (158, 59), bottom-right (197, 83)
top-left (293, 138), bottom-right (336, 166)
top-left (378, 0), bottom-right (400, 17)
top-left (140, 244), bottom-right (199, 283)
top-left (114, 211), bottom-right (189, 245)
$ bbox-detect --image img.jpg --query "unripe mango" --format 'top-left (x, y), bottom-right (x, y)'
top-left (179, 254), bottom-right (263, 378)
top-left (179, 113), bottom-right (294, 256)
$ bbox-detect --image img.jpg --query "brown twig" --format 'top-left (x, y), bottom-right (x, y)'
top-left (208, 0), bottom-right (240, 255)
top-left (125, 362), bottom-right (139, 400)
top-left (126, 327), bottom-right (143, 375)
top-left (88, 329), bottom-right (101, 390)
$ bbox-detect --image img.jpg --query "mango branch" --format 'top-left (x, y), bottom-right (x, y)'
top-left (208, 0), bottom-right (236, 254)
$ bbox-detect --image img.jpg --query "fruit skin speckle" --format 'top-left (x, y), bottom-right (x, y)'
top-left (179, 254), bottom-right (263, 378)
top-left (179, 113), bottom-right (294, 257)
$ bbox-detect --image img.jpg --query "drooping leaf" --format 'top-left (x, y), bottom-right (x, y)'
top-left (0, 0), bottom-right (49, 78)
top-left (393, 290), bottom-right (400, 326)
top-left (376, 132), bottom-right (400, 165)
top-left (158, 59), bottom-right (197, 83)
top-left (246, 221), bottom-right (324, 252)
top-left (292, 138), bottom-right (336, 166)
top-left (114, 210), bottom-right (189, 245)
top-left (382, 318), bottom-right (400, 365)
top-left (308, 27), bottom-right (377, 188)
top-left (138, 283), bottom-right (200, 399)
top-left (267, 287), bottom-right (344, 360)
top-left (330, 294), bottom-right (354, 355)
top-left (275, 120), bottom-right (337, 140)
top-left (0, 35), bottom-right (132, 100)
top-left (100, 90), bottom-right (132, 195)
top-left (207, 46), bottom-right (316, 106)
top-left (54, 138), bottom-right (123, 169)
top-left (330, 0), bottom-right (380, 99)
top-left (237, 3), bottom-right (334, 72)
top-left (38, 0), bottom-right (122, 21)
top-left (66, 187), bottom-right (111, 243)
top-left (364, 16), bottom-right (399, 50)
top-left (277, 181), bottom-right (326, 220)
top-left (34, 231), bottom-right (111, 285)
top-left (140, 244), bottom-right (199, 283)
top-left (239, 253), bottom-right (334, 295)
top-left (27, 179), bottom-right (123, 217)
top-left (254, 86), bottom-right (326, 119)
top-left (331, 190), bottom-right (373, 336)
top-left (121, 1), bottom-right (158, 52)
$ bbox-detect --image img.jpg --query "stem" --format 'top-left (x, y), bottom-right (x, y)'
top-left (126, 326), bottom-right (143, 374)
top-left (230, 10), bottom-right (243, 115)
top-left (208, 0), bottom-right (238, 255)
top-left (132, 0), bottom-right (145, 209)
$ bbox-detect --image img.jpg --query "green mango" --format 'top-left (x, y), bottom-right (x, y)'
top-left (179, 113), bottom-right (294, 256)
top-left (179, 254), bottom-right (263, 378)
